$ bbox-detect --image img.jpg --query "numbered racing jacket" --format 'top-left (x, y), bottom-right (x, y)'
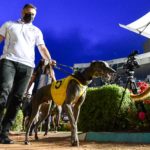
top-left (51, 75), bottom-right (87, 106)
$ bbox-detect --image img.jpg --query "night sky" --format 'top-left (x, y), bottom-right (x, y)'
top-left (0, 0), bottom-right (149, 79)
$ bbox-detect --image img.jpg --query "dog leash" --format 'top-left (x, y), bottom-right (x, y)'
top-left (54, 65), bottom-right (72, 75)
top-left (54, 62), bottom-right (81, 76)
top-left (56, 62), bottom-right (74, 70)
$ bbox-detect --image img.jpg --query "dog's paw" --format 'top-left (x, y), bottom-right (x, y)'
top-left (44, 132), bottom-right (48, 136)
top-left (35, 136), bottom-right (39, 140)
top-left (71, 141), bottom-right (79, 147)
top-left (24, 141), bottom-right (31, 145)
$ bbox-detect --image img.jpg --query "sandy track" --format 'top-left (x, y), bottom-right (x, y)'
top-left (0, 132), bottom-right (150, 150)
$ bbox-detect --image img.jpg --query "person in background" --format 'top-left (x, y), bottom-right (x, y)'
top-left (0, 4), bottom-right (56, 144)
top-left (33, 59), bottom-right (56, 93)
top-left (26, 59), bottom-right (56, 95)
top-left (23, 59), bottom-right (56, 136)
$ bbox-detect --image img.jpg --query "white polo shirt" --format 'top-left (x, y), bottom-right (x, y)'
top-left (0, 20), bottom-right (45, 67)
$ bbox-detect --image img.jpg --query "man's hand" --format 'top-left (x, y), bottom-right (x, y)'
top-left (38, 44), bottom-right (56, 66)
top-left (0, 35), bottom-right (4, 43)
top-left (49, 59), bottom-right (56, 66)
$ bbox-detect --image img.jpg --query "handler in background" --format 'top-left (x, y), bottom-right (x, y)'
top-left (0, 3), bottom-right (56, 144)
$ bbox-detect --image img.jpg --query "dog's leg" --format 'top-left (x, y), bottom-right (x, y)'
top-left (71, 93), bottom-right (86, 145)
top-left (43, 103), bottom-right (54, 135)
top-left (64, 80), bottom-right (87, 146)
top-left (55, 106), bottom-right (62, 132)
top-left (73, 92), bottom-right (86, 122)
top-left (51, 114), bottom-right (56, 131)
top-left (51, 105), bottom-right (62, 132)
top-left (68, 94), bottom-right (86, 147)
top-left (22, 115), bottom-right (25, 131)
top-left (23, 116), bottom-right (30, 131)
top-left (24, 84), bottom-right (52, 145)
top-left (44, 115), bottom-right (50, 136)
top-left (65, 103), bottom-right (79, 146)
top-left (34, 101), bottom-right (52, 140)
top-left (24, 105), bottom-right (39, 145)
top-left (64, 80), bottom-right (81, 146)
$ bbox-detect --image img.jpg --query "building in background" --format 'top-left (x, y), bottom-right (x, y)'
top-left (74, 51), bottom-right (150, 87)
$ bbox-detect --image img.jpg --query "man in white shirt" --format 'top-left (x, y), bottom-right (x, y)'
top-left (0, 3), bottom-right (56, 144)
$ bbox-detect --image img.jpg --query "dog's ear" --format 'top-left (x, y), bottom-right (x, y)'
top-left (90, 61), bottom-right (116, 73)
top-left (90, 60), bottom-right (99, 66)
top-left (101, 61), bottom-right (116, 73)
top-left (90, 60), bottom-right (103, 67)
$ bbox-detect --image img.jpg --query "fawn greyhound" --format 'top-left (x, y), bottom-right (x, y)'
top-left (24, 61), bottom-right (115, 146)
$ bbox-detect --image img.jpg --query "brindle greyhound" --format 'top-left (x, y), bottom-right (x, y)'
top-left (24, 61), bottom-right (115, 146)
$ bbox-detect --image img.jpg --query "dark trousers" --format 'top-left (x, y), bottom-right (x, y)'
top-left (0, 59), bottom-right (33, 136)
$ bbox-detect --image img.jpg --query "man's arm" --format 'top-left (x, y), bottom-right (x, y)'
top-left (38, 44), bottom-right (56, 65)
top-left (0, 35), bottom-right (4, 43)
top-left (49, 65), bottom-right (56, 82)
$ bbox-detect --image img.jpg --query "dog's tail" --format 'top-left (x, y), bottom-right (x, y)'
top-left (130, 86), bottom-right (150, 101)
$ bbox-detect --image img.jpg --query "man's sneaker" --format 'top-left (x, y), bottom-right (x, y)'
top-left (0, 135), bottom-right (14, 144)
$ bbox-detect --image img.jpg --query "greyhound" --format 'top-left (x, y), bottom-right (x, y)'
top-left (24, 61), bottom-right (115, 146)
top-left (22, 96), bottom-right (62, 136)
